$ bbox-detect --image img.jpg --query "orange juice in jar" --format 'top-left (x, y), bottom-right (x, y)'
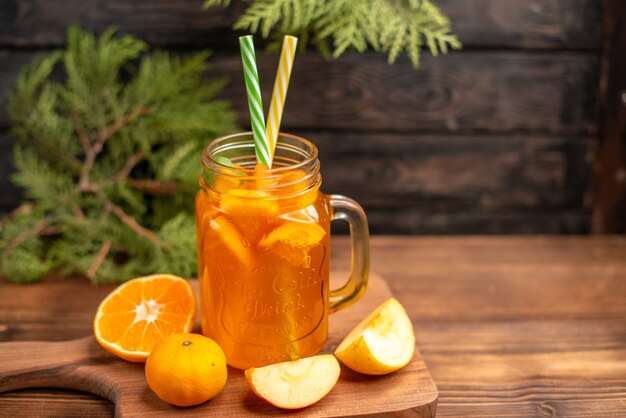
top-left (196, 132), bottom-right (369, 370)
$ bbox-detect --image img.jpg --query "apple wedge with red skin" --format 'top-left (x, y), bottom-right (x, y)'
top-left (245, 355), bottom-right (340, 409)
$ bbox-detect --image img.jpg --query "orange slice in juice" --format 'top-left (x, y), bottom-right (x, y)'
top-left (213, 173), bottom-right (242, 193)
top-left (219, 189), bottom-right (280, 244)
top-left (259, 222), bottom-right (326, 266)
top-left (210, 214), bottom-right (255, 268)
top-left (260, 222), bottom-right (326, 248)
top-left (220, 189), bottom-right (279, 216)
top-left (276, 170), bottom-right (318, 210)
top-left (248, 163), bottom-right (276, 190)
top-left (203, 158), bottom-right (245, 193)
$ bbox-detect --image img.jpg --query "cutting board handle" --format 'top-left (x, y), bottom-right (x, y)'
top-left (0, 336), bottom-right (111, 394)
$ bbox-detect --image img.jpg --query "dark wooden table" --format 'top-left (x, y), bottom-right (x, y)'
top-left (1, 236), bottom-right (626, 417)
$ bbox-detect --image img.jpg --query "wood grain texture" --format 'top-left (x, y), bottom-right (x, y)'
top-left (0, 49), bottom-right (599, 233)
top-left (314, 132), bottom-right (592, 233)
top-left (0, 0), bottom-right (239, 49)
top-left (0, 0), bottom-right (601, 50)
top-left (2, 236), bottom-right (626, 417)
top-left (439, 0), bottom-right (602, 51)
top-left (0, 50), bottom-right (599, 134)
top-left (0, 273), bottom-right (438, 417)
top-left (0, 389), bottom-right (114, 417)
top-left (0, 135), bottom-right (22, 214)
top-left (0, 132), bottom-right (593, 234)
top-left (351, 236), bottom-right (626, 416)
top-left (313, 133), bottom-right (592, 208)
top-left (213, 51), bottom-right (599, 135)
top-left (592, 0), bottom-right (626, 233)
top-left (362, 208), bottom-right (591, 235)
top-left (365, 236), bottom-right (626, 321)
top-left (418, 319), bottom-right (626, 417)
top-left (0, 0), bottom-right (609, 234)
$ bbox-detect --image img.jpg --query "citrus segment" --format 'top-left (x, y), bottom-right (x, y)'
top-left (209, 215), bottom-right (255, 268)
top-left (334, 297), bottom-right (415, 375)
top-left (268, 242), bottom-right (308, 265)
top-left (259, 222), bottom-right (326, 266)
top-left (249, 162), bottom-right (276, 189)
top-left (245, 355), bottom-right (340, 409)
top-left (275, 169), bottom-right (319, 209)
top-left (219, 189), bottom-right (280, 244)
top-left (213, 162), bottom-right (245, 192)
top-left (259, 222), bottom-right (326, 249)
top-left (220, 189), bottom-right (279, 215)
top-left (93, 274), bottom-right (196, 362)
top-left (146, 333), bottom-right (228, 407)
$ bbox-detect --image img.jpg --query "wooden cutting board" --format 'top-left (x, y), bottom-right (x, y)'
top-left (0, 273), bottom-right (438, 417)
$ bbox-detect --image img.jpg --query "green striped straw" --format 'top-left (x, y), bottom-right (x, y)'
top-left (239, 35), bottom-right (271, 167)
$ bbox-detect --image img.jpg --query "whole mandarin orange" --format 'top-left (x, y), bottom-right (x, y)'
top-left (145, 333), bottom-right (227, 407)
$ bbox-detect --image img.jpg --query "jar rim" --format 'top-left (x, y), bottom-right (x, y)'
top-left (201, 131), bottom-right (318, 173)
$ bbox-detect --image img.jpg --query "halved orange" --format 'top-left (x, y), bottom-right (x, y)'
top-left (94, 274), bottom-right (196, 362)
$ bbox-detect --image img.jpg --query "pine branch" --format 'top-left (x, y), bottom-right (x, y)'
top-left (1, 26), bottom-right (238, 283)
top-left (73, 205), bottom-right (85, 220)
top-left (127, 179), bottom-right (179, 196)
top-left (205, 0), bottom-right (461, 68)
top-left (204, 0), bottom-right (232, 6)
top-left (102, 194), bottom-right (164, 246)
top-left (98, 107), bottom-right (152, 144)
top-left (86, 240), bottom-right (111, 279)
top-left (72, 111), bottom-right (91, 156)
top-left (114, 151), bottom-right (144, 181)
top-left (4, 218), bottom-right (50, 258)
top-left (31, 134), bottom-right (83, 173)
top-left (75, 107), bottom-right (153, 193)
top-left (72, 111), bottom-right (98, 193)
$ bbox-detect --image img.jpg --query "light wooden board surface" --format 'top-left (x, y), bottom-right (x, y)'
top-left (0, 272), bottom-right (438, 417)
top-left (2, 236), bottom-right (626, 416)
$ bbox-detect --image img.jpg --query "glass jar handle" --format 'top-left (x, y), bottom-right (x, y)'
top-left (327, 194), bottom-right (370, 313)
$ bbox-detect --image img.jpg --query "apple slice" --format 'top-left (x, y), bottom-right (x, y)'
top-left (245, 355), bottom-right (340, 409)
top-left (335, 297), bottom-right (415, 375)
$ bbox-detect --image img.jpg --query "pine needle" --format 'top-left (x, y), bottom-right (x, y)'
top-left (205, 0), bottom-right (461, 68)
top-left (1, 26), bottom-right (238, 284)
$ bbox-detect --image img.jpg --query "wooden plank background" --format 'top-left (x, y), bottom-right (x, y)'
top-left (0, 0), bottom-right (603, 234)
top-left (593, 0), bottom-right (626, 234)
